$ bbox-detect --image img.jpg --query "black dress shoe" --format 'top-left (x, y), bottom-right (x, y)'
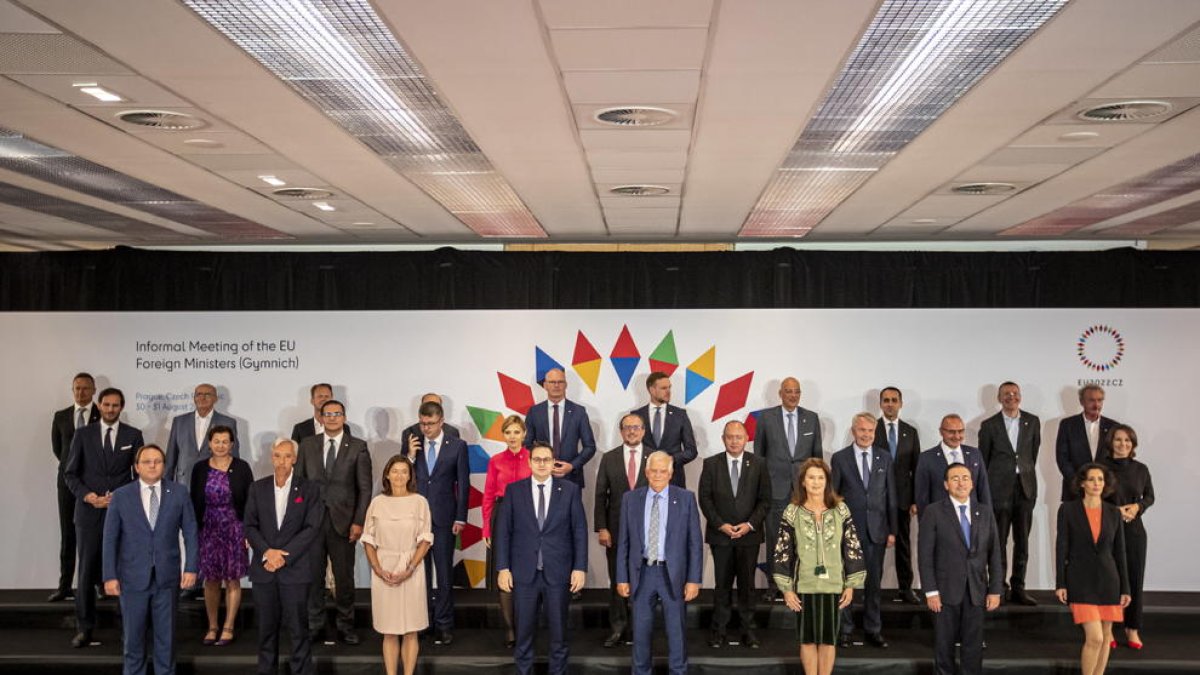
top-left (1010, 588), bottom-right (1038, 606)
top-left (708, 631), bottom-right (725, 648)
top-left (603, 631), bottom-right (624, 648)
top-left (435, 630), bottom-right (453, 646)
top-left (338, 630), bottom-right (360, 646)
top-left (47, 589), bottom-right (71, 602)
top-left (743, 631), bottom-right (761, 649)
top-left (838, 634), bottom-right (853, 649)
top-left (505, 629), bottom-right (515, 649)
top-left (71, 632), bottom-right (92, 648)
top-left (866, 632), bottom-right (889, 648)
top-left (899, 589), bottom-right (923, 605)
top-left (571, 591), bottom-right (582, 602)
top-left (94, 587), bottom-right (106, 602)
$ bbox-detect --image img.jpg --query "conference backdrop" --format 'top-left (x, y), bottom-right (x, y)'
top-left (2, 309), bottom-right (1193, 590)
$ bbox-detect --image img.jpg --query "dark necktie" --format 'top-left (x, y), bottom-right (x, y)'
top-left (959, 504), bottom-right (971, 548)
top-left (730, 459), bottom-right (739, 497)
top-left (537, 483), bottom-right (547, 570)
top-left (652, 407), bottom-right (663, 446)
top-left (887, 422), bottom-right (898, 459)
top-left (860, 451), bottom-right (870, 489)
top-left (148, 485), bottom-right (159, 530)
top-left (786, 412), bottom-right (797, 455)
top-left (325, 439), bottom-right (336, 475)
top-left (552, 403), bottom-right (561, 452)
top-left (76, 408), bottom-right (85, 430)
top-left (104, 427), bottom-right (113, 453)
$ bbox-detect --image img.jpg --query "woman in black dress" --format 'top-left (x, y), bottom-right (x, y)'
top-left (1101, 425), bottom-right (1154, 649)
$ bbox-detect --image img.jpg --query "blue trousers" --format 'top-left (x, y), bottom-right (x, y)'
top-left (631, 564), bottom-right (688, 675)
top-left (425, 523), bottom-right (456, 630)
top-left (119, 577), bottom-right (178, 675)
top-left (513, 570), bottom-right (570, 675)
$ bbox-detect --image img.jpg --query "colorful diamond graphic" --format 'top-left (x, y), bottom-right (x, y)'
top-left (571, 331), bottom-right (603, 393)
top-left (648, 330), bottom-right (679, 376)
top-left (713, 371), bottom-right (754, 421)
top-left (467, 406), bottom-right (505, 442)
top-left (497, 372), bottom-right (535, 415)
top-left (467, 445), bottom-right (491, 474)
top-left (461, 558), bottom-right (488, 588)
top-left (685, 346), bottom-right (716, 403)
top-left (535, 347), bottom-right (565, 385)
top-left (609, 325), bottom-right (641, 390)
top-left (744, 409), bottom-right (763, 442)
top-left (458, 522), bottom-right (483, 551)
top-left (468, 484), bottom-right (485, 510)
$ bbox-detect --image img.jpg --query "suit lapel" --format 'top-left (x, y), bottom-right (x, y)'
top-left (279, 480), bottom-right (304, 533)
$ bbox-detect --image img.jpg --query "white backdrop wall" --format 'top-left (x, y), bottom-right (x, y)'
top-left (1, 309), bottom-right (1194, 590)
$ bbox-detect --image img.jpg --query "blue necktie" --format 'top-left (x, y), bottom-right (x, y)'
top-left (959, 504), bottom-right (971, 548)
top-left (860, 451), bottom-right (870, 489)
top-left (427, 439), bottom-right (437, 471)
top-left (148, 485), bottom-right (159, 530)
top-left (887, 422), bottom-right (897, 459)
top-left (786, 412), bottom-right (797, 456)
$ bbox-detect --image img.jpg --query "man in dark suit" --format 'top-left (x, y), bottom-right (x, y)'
top-left (399, 393), bottom-right (460, 452)
top-left (408, 399), bottom-right (470, 645)
top-left (1055, 384), bottom-right (1118, 501)
top-left (62, 386), bottom-right (144, 648)
top-left (165, 383), bottom-right (240, 488)
top-left (698, 421), bottom-right (770, 648)
top-left (524, 368), bottom-right (596, 487)
top-left (754, 377), bottom-right (820, 601)
top-left (246, 438), bottom-right (322, 675)
top-left (290, 383), bottom-right (333, 444)
top-left (919, 463), bottom-right (1003, 675)
top-left (49, 372), bottom-right (99, 603)
top-left (295, 399), bottom-right (372, 645)
top-left (616, 451), bottom-right (703, 675)
top-left (915, 414), bottom-right (991, 517)
top-left (594, 413), bottom-right (649, 647)
top-left (495, 443), bottom-right (588, 675)
top-left (101, 444), bottom-right (198, 675)
top-left (832, 412), bottom-right (897, 648)
top-left (631, 372), bottom-right (697, 488)
top-left (874, 386), bottom-right (921, 604)
top-left (978, 382), bottom-right (1041, 605)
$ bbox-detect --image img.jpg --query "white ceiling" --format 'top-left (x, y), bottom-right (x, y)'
top-left (0, 0), bottom-right (1199, 249)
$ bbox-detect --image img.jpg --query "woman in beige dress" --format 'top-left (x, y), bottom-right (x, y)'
top-left (363, 455), bottom-right (433, 675)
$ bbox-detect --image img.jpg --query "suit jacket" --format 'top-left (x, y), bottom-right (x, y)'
top-left (615, 486), bottom-right (703, 597)
top-left (400, 421), bottom-right (460, 457)
top-left (873, 417), bottom-right (920, 509)
top-left (295, 433), bottom-right (372, 536)
top-left (830, 445), bottom-right (897, 545)
top-left (51, 403), bottom-right (99, 465)
top-left (631, 404), bottom-right (697, 487)
top-left (494, 478), bottom-right (587, 586)
top-left (1055, 500), bottom-right (1129, 605)
top-left (189, 457), bottom-right (254, 525)
top-left (413, 434), bottom-right (470, 529)
top-left (524, 399), bottom-right (597, 487)
top-left (697, 451), bottom-right (771, 547)
top-left (63, 422), bottom-right (145, 519)
top-left (918, 497), bottom-right (1003, 606)
top-left (166, 410), bottom-right (240, 485)
top-left (914, 444), bottom-right (991, 516)
top-left (290, 417), bottom-right (323, 445)
top-left (978, 410), bottom-right (1040, 504)
top-left (1055, 414), bottom-right (1117, 500)
top-left (593, 445), bottom-right (649, 534)
top-left (102, 479), bottom-right (198, 592)
top-left (244, 474), bottom-right (324, 585)
top-left (754, 405), bottom-right (821, 501)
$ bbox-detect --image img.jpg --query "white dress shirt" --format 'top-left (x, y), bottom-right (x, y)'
top-left (274, 471), bottom-right (293, 529)
top-left (139, 478), bottom-right (162, 521)
top-left (194, 411), bottom-right (213, 449)
top-left (940, 442), bottom-right (964, 465)
top-left (1084, 416), bottom-right (1101, 456)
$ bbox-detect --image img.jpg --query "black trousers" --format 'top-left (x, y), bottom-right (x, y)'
top-left (894, 507), bottom-right (915, 590)
top-left (1121, 521), bottom-right (1148, 630)
top-left (993, 487), bottom-right (1036, 589)
top-left (934, 600), bottom-right (984, 675)
top-left (710, 545), bottom-right (758, 633)
top-left (604, 541), bottom-right (629, 633)
top-left (74, 505), bottom-right (105, 632)
top-left (56, 473), bottom-right (76, 593)
top-left (425, 523), bottom-right (456, 631)
top-left (255, 581), bottom-right (314, 675)
top-left (307, 514), bottom-right (356, 633)
top-left (841, 537), bottom-right (884, 635)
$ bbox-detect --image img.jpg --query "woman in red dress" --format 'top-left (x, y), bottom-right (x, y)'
top-left (482, 415), bottom-right (530, 648)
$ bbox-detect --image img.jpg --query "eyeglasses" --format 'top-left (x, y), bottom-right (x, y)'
top-left (418, 420), bottom-right (442, 427)
top-left (321, 411), bottom-right (345, 418)
top-left (544, 380), bottom-right (566, 386)
top-left (531, 457), bottom-right (555, 464)
top-left (621, 425), bottom-right (644, 431)
top-left (940, 428), bottom-right (965, 435)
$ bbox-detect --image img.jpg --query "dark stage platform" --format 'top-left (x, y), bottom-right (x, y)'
top-left (1, 589), bottom-right (1197, 674)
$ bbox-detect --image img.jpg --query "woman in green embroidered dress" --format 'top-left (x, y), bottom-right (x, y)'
top-left (773, 457), bottom-right (866, 675)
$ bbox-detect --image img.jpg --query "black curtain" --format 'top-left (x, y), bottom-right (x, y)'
top-left (1, 246), bottom-right (1196, 311)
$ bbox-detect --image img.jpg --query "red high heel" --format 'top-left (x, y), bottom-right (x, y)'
top-left (1127, 639), bottom-right (1144, 650)
top-left (1109, 640), bottom-right (1118, 649)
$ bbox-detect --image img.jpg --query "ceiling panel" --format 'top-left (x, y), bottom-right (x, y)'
top-left (550, 28), bottom-right (709, 71)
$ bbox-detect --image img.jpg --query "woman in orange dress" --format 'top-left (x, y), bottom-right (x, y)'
top-left (1055, 463), bottom-right (1130, 675)
top-left (481, 415), bottom-right (530, 648)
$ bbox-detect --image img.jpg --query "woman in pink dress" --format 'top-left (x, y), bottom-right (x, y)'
top-left (482, 415), bottom-right (530, 648)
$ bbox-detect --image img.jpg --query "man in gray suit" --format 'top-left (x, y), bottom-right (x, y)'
top-left (754, 377), bottom-right (820, 600)
top-left (165, 383), bottom-right (240, 488)
top-left (978, 382), bottom-right (1040, 606)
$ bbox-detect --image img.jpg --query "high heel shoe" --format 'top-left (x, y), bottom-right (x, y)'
top-left (1109, 640), bottom-right (1118, 649)
top-left (215, 628), bottom-right (235, 647)
top-left (1127, 639), bottom-right (1144, 650)
top-left (202, 628), bottom-right (218, 646)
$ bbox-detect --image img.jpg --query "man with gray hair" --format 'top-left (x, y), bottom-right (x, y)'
top-left (915, 414), bottom-right (991, 516)
top-left (1055, 384), bottom-right (1118, 501)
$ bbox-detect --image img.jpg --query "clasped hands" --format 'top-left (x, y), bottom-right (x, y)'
top-left (83, 492), bottom-right (111, 509)
top-left (718, 522), bottom-right (752, 539)
top-left (374, 565), bottom-right (415, 587)
top-left (616, 581), bottom-right (700, 602)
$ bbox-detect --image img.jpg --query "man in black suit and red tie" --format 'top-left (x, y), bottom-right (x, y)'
top-left (593, 413), bottom-right (649, 648)
top-left (632, 372), bottom-right (697, 488)
top-left (873, 386), bottom-right (921, 605)
top-left (290, 383), bottom-right (333, 445)
top-left (62, 387), bottom-right (144, 648)
top-left (49, 372), bottom-right (99, 603)
top-left (978, 382), bottom-right (1041, 606)
top-left (1055, 384), bottom-right (1118, 501)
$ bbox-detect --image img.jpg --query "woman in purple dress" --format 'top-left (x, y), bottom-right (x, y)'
top-left (189, 425), bottom-right (253, 646)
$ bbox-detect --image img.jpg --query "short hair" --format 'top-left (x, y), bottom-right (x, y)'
top-left (1105, 424), bottom-right (1138, 459)
top-left (272, 438), bottom-right (297, 455)
top-left (791, 458), bottom-right (839, 509)
top-left (310, 383), bottom-right (333, 397)
top-left (851, 411), bottom-right (876, 428)
top-left (321, 399), bottom-right (345, 414)
top-left (943, 462), bottom-right (970, 481)
top-left (420, 393), bottom-right (442, 404)
top-left (1078, 384), bottom-right (1104, 402)
top-left (879, 386), bottom-right (902, 401)
top-left (940, 413), bottom-right (964, 427)
top-left (645, 372), bottom-right (670, 390)
top-left (619, 412), bottom-right (643, 429)
top-left (381, 455), bottom-right (416, 494)
top-left (97, 387), bottom-right (124, 407)
top-left (207, 424), bottom-right (236, 444)
top-left (1073, 462), bottom-right (1116, 499)
top-left (418, 400), bottom-right (444, 419)
top-left (722, 420), bottom-right (747, 436)
top-left (134, 444), bottom-right (165, 464)
top-left (501, 414), bottom-right (526, 434)
top-left (999, 381), bottom-right (1019, 390)
top-left (73, 372), bottom-right (95, 384)
top-left (646, 450), bottom-right (673, 471)
top-left (529, 441), bottom-right (554, 458)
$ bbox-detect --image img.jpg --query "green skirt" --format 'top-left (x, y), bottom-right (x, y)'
top-left (796, 593), bottom-right (841, 645)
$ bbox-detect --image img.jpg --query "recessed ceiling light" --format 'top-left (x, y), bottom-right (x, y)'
top-left (273, 187), bottom-right (334, 200)
top-left (912, 218), bottom-right (938, 224)
top-left (312, 201), bottom-right (335, 212)
top-left (1077, 100), bottom-right (1172, 122)
top-left (352, 221), bottom-right (375, 226)
top-left (1058, 131), bottom-right (1100, 142)
top-left (72, 83), bottom-right (123, 102)
top-left (183, 138), bottom-right (223, 149)
top-left (952, 182), bottom-right (1018, 195)
top-left (117, 110), bottom-right (207, 131)
top-left (609, 185), bottom-right (671, 196)
top-left (258, 175), bottom-right (286, 187)
top-left (594, 106), bottom-right (678, 127)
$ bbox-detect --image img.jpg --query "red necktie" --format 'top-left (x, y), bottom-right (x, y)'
top-left (626, 451), bottom-right (637, 489)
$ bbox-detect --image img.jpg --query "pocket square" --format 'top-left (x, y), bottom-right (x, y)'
top-left (119, 445), bottom-right (132, 450)
top-left (294, 496), bottom-right (304, 504)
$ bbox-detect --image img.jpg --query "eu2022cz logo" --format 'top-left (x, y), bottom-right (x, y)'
top-left (1077, 325), bottom-right (1125, 372)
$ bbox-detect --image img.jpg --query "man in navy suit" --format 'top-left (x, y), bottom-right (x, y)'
top-left (831, 412), bottom-right (896, 649)
top-left (915, 414), bottom-right (991, 517)
top-left (409, 400), bottom-right (470, 645)
top-left (245, 438), bottom-right (323, 675)
top-left (919, 463), bottom-right (1003, 675)
top-left (873, 386), bottom-right (922, 604)
top-left (495, 442), bottom-right (588, 675)
top-left (524, 368), bottom-right (597, 487)
top-left (616, 451), bottom-right (703, 675)
top-left (290, 383), bottom-right (333, 444)
top-left (1055, 384), bottom-right (1118, 501)
top-left (165, 383), bottom-right (240, 488)
top-left (400, 392), bottom-right (460, 452)
top-left (63, 387), bottom-right (144, 648)
top-left (49, 372), bottom-right (99, 603)
top-left (102, 444), bottom-right (198, 675)
top-left (631, 372), bottom-right (697, 488)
